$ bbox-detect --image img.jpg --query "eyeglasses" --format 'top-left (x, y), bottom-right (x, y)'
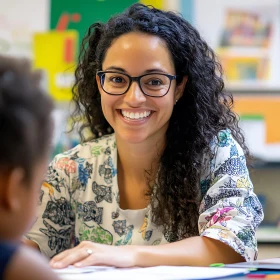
top-left (96, 71), bottom-right (177, 97)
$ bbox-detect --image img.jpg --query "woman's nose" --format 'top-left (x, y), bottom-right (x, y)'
top-left (123, 81), bottom-right (146, 106)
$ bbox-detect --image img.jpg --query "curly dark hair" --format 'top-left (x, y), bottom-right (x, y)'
top-left (71, 3), bottom-right (249, 240)
top-left (0, 55), bottom-right (53, 182)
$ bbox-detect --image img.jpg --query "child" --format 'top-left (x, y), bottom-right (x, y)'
top-left (0, 56), bottom-right (59, 280)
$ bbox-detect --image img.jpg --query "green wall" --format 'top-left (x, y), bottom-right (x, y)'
top-left (50, 0), bottom-right (137, 48)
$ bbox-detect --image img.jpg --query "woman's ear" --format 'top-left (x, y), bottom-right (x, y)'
top-left (0, 168), bottom-right (25, 212)
top-left (96, 74), bottom-right (103, 94)
top-left (175, 76), bottom-right (188, 103)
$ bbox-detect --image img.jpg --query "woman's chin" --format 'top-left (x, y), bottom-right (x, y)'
top-left (116, 132), bottom-right (148, 145)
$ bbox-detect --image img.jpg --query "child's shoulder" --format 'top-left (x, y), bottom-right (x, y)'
top-left (5, 245), bottom-right (59, 280)
top-left (0, 242), bottom-right (18, 279)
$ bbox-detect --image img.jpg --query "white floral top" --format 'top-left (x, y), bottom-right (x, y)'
top-left (26, 130), bottom-right (263, 261)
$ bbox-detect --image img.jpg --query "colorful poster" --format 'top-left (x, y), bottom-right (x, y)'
top-left (219, 9), bottom-right (272, 48)
top-left (50, 0), bottom-right (137, 48)
top-left (33, 31), bottom-right (78, 101)
top-left (235, 96), bottom-right (280, 161)
top-left (234, 96), bottom-right (280, 144)
top-left (217, 8), bottom-right (272, 83)
top-left (140, 0), bottom-right (164, 9)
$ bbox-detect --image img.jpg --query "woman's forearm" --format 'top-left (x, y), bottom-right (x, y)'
top-left (134, 236), bottom-right (245, 267)
top-left (49, 236), bottom-right (245, 268)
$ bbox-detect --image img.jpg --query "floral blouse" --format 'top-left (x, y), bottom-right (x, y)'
top-left (26, 130), bottom-right (263, 261)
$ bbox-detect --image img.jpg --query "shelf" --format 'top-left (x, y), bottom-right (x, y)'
top-left (227, 85), bottom-right (280, 95)
top-left (252, 161), bottom-right (280, 169)
top-left (256, 226), bottom-right (280, 243)
top-left (230, 89), bottom-right (280, 95)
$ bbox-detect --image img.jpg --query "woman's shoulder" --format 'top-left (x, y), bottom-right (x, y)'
top-left (54, 133), bottom-right (117, 161)
top-left (207, 129), bottom-right (245, 162)
top-left (201, 129), bottom-right (247, 179)
top-left (210, 129), bottom-right (241, 151)
top-left (207, 129), bottom-right (248, 176)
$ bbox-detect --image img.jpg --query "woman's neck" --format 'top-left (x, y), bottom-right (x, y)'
top-left (115, 133), bottom-right (166, 209)
top-left (116, 134), bottom-right (165, 182)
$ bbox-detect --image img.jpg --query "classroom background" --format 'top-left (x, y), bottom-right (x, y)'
top-left (1, 0), bottom-right (280, 259)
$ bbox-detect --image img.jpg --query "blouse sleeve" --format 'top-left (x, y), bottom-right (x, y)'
top-left (198, 130), bottom-right (264, 261)
top-left (25, 153), bottom-right (76, 258)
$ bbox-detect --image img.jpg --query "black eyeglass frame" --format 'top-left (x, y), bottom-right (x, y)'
top-left (96, 71), bottom-right (177, 97)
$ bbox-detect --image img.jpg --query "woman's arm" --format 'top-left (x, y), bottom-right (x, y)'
top-left (22, 238), bottom-right (40, 251)
top-left (134, 236), bottom-right (244, 266)
top-left (50, 236), bottom-right (243, 268)
top-left (197, 130), bottom-right (263, 262)
top-left (25, 154), bottom-right (75, 258)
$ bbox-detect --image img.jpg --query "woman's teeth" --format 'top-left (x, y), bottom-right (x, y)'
top-left (121, 110), bottom-right (151, 120)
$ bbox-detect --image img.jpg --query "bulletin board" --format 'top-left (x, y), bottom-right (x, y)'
top-left (50, 0), bottom-right (193, 48)
top-left (193, 0), bottom-right (280, 90)
top-left (192, 0), bottom-right (280, 161)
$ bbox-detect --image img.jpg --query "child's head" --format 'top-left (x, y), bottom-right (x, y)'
top-left (0, 55), bottom-right (54, 241)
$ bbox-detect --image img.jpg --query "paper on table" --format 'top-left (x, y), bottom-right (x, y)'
top-left (226, 258), bottom-right (280, 270)
top-left (53, 265), bottom-right (115, 274)
top-left (260, 258), bottom-right (280, 264)
top-left (53, 265), bottom-right (249, 280)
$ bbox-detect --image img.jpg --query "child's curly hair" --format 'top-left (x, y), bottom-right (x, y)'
top-left (0, 56), bottom-right (53, 182)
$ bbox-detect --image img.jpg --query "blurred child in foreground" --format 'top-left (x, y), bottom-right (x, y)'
top-left (0, 55), bottom-right (59, 280)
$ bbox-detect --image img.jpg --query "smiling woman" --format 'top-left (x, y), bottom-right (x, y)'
top-left (25, 3), bottom-right (263, 269)
top-left (96, 32), bottom-right (184, 146)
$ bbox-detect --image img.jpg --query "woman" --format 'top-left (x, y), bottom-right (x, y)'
top-left (25, 3), bottom-right (263, 268)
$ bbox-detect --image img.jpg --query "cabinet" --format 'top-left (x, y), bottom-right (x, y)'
top-left (252, 166), bottom-right (280, 259)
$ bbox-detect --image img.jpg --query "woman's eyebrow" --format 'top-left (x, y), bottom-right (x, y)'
top-left (104, 67), bottom-right (168, 74)
top-left (144, 69), bottom-right (168, 74)
top-left (104, 66), bottom-right (127, 72)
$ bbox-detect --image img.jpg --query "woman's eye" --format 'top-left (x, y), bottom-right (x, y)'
top-left (148, 79), bottom-right (162, 86)
top-left (110, 76), bottom-right (124, 83)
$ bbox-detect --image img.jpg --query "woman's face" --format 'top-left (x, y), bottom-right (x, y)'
top-left (97, 32), bottom-right (186, 145)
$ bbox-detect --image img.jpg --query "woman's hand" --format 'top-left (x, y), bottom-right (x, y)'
top-left (49, 241), bottom-right (137, 268)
